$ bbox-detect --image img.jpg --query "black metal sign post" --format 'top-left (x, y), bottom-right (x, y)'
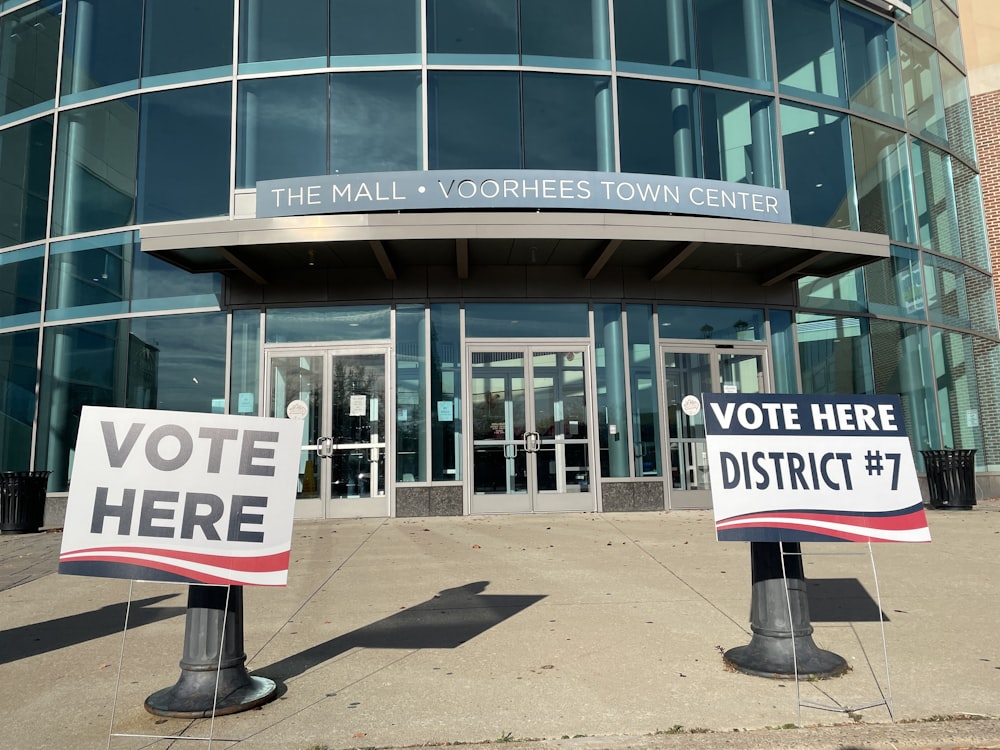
top-left (724, 541), bottom-right (848, 679)
top-left (145, 585), bottom-right (277, 718)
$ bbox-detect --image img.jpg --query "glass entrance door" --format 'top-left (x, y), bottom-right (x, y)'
top-left (266, 347), bottom-right (389, 519)
top-left (661, 344), bottom-right (768, 509)
top-left (468, 346), bottom-right (595, 513)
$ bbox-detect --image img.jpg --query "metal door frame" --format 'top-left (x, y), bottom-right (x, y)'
top-left (263, 342), bottom-right (393, 519)
top-left (464, 341), bottom-right (599, 514)
top-left (658, 341), bottom-right (772, 510)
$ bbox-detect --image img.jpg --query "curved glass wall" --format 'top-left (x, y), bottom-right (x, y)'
top-left (0, 0), bottom-right (995, 482)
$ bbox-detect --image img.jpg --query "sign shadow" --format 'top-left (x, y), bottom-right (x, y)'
top-left (257, 581), bottom-right (545, 683)
top-left (807, 578), bottom-right (889, 622)
top-left (0, 593), bottom-right (184, 665)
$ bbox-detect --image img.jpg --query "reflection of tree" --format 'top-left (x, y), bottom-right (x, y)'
top-left (472, 389), bottom-right (503, 440)
top-left (330, 360), bottom-right (377, 442)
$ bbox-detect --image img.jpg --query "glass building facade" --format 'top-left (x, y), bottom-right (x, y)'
top-left (1, 0), bottom-right (995, 519)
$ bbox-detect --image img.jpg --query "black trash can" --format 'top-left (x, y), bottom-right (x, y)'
top-left (0, 471), bottom-right (52, 534)
top-left (921, 449), bottom-right (976, 510)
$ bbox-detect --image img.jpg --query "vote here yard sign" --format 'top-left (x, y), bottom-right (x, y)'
top-left (703, 394), bottom-right (930, 543)
top-left (59, 406), bottom-right (304, 586)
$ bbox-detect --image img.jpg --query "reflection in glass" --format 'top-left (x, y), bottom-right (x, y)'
top-left (396, 305), bottom-right (426, 482)
top-left (618, 78), bottom-right (700, 177)
top-left (695, 0), bottom-right (771, 87)
top-left (865, 247), bottom-right (925, 320)
top-left (52, 97), bottom-right (138, 236)
top-left (430, 304), bottom-right (462, 481)
top-left (840, 3), bottom-right (903, 122)
top-left (627, 304), bottom-right (660, 476)
top-left (429, 71), bottom-right (521, 169)
top-left (523, 73), bottom-right (613, 171)
top-left (328, 353), bottom-right (387, 499)
top-left (0, 1), bottom-right (61, 121)
top-left (132, 246), bottom-right (222, 312)
top-left (701, 89), bottom-right (776, 186)
top-left (428, 0), bottom-right (518, 61)
top-left (141, 0), bottom-right (233, 84)
top-left (0, 329), bottom-right (38, 471)
top-left (797, 313), bottom-right (873, 394)
top-left (911, 139), bottom-right (959, 255)
top-left (900, 31), bottom-right (945, 143)
top-left (0, 117), bottom-right (52, 248)
top-left (471, 351), bottom-right (527, 494)
top-left (239, 0), bottom-right (327, 69)
top-left (331, 72), bottom-right (421, 174)
top-left (595, 304), bottom-right (629, 478)
top-left (798, 269), bottom-right (866, 314)
top-left (466, 303), bottom-right (589, 339)
top-left (940, 59), bottom-right (975, 165)
top-left (613, 0), bottom-right (696, 77)
top-left (532, 350), bottom-right (590, 494)
top-left (521, 0), bottom-right (610, 68)
top-left (137, 84), bottom-right (231, 224)
top-left (61, 0), bottom-right (142, 100)
top-left (231, 309), bottom-right (261, 417)
top-left (663, 351), bottom-right (710, 491)
top-left (330, 0), bottom-right (419, 59)
top-left (953, 161), bottom-right (989, 270)
top-left (46, 234), bottom-right (132, 321)
top-left (924, 255), bottom-right (993, 332)
top-left (0, 246), bottom-right (43, 328)
top-left (658, 305), bottom-right (765, 341)
top-left (932, 328), bottom-right (984, 459)
top-left (237, 75), bottom-right (327, 187)
top-left (850, 117), bottom-right (914, 243)
top-left (270, 354), bottom-right (323, 499)
top-left (780, 103), bottom-right (852, 229)
top-left (266, 305), bottom-right (391, 343)
top-left (773, 0), bottom-right (844, 103)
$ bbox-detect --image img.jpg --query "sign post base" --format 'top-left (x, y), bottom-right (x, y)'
top-left (144, 585), bottom-right (277, 718)
top-left (724, 542), bottom-right (848, 680)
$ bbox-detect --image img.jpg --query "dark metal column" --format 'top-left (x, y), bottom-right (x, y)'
top-left (145, 585), bottom-right (277, 718)
top-left (725, 542), bottom-right (848, 679)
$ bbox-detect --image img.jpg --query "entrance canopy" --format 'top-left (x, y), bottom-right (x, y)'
top-left (140, 210), bottom-right (888, 288)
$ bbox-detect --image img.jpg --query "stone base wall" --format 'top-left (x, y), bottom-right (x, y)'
top-left (600, 481), bottom-right (665, 512)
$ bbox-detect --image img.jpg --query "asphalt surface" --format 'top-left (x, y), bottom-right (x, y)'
top-left (0, 503), bottom-right (997, 750)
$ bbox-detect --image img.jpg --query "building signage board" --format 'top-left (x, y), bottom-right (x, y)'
top-left (257, 169), bottom-right (791, 224)
top-left (703, 393), bottom-right (930, 543)
top-left (58, 406), bottom-right (304, 586)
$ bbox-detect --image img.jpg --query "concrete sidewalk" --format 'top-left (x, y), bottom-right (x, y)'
top-left (0, 506), bottom-right (997, 750)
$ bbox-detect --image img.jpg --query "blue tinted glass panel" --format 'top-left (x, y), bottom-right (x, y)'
top-left (465, 303), bottom-right (588, 338)
top-left (331, 72), bottom-right (421, 174)
top-left (695, 0), bottom-right (771, 87)
top-left (133, 247), bottom-right (222, 313)
top-left (52, 97), bottom-right (139, 236)
top-left (900, 31), bottom-right (946, 144)
top-left (933, 0), bottom-right (963, 64)
top-left (38, 320), bottom-right (127, 490)
top-left (429, 71), bottom-right (521, 169)
top-left (137, 84), bottom-right (231, 224)
top-left (428, 0), bottom-right (517, 61)
top-left (850, 117), bottom-right (914, 243)
top-left (865, 247), bottom-right (925, 319)
top-left (331, 0), bottom-right (419, 58)
top-left (61, 0), bottom-right (142, 100)
top-left (430, 304), bottom-right (462, 480)
top-left (769, 309), bottom-right (798, 394)
top-left (522, 73), bottom-right (613, 171)
top-left (231, 309), bottom-right (261, 415)
top-left (396, 304), bottom-right (426, 482)
top-left (46, 233), bottom-right (132, 320)
top-left (773, 0), bottom-right (845, 103)
top-left (932, 328), bottom-right (984, 457)
top-left (798, 269), bottom-right (866, 313)
top-left (239, 0), bottom-right (327, 68)
top-left (238, 75), bottom-right (327, 188)
top-left (0, 245), bottom-right (43, 328)
top-left (265, 306), bottom-right (391, 343)
top-left (701, 89), bottom-right (777, 187)
top-left (141, 0), bottom-right (234, 85)
top-left (127, 313), bottom-right (227, 412)
top-left (0, 329), bottom-right (38, 470)
top-left (613, 0), bottom-right (695, 77)
top-left (594, 303), bottom-right (629, 477)
top-left (780, 103), bottom-right (853, 229)
top-left (953, 161), bottom-right (989, 270)
top-left (911, 139), bottom-right (959, 255)
top-left (869, 318), bottom-right (938, 455)
top-left (627, 304), bottom-right (660, 476)
top-left (0, 1), bottom-right (60, 121)
top-left (797, 313), bottom-right (873, 394)
top-left (657, 305), bottom-right (764, 341)
top-left (940, 59), bottom-right (975, 166)
top-left (840, 3), bottom-right (903, 122)
top-left (521, 0), bottom-right (610, 68)
top-left (0, 117), bottom-right (52, 248)
top-left (618, 78), bottom-right (701, 178)
top-left (924, 255), bottom-right (994, 333)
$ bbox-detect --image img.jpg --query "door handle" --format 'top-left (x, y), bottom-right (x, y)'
top-left (504, 442), bottom-right (518, 460)
top-left (523, 431), bottom-right (541, 453)
top-left (317, 436), bottom-right (334, 459)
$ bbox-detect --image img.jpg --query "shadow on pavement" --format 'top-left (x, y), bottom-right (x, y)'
top-left (808, 578), bottom-right (888, 622)
top-left (0, 594), bottom-right (184, 665)
top-left (257, 581), bottom-right (545, 683)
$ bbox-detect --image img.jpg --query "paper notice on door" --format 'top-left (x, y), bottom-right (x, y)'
top-left (350, 394), bottom-right (366, 416)
top-left (437, 400), bottom-right (454, 422)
